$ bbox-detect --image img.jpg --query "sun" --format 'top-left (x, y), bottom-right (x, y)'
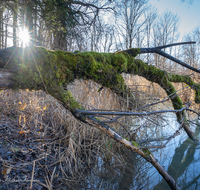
top-left (18, 28), bottom-right (30, 47)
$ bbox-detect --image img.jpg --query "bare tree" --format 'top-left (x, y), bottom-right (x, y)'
top-left (144, 7), bottom-right (157, 48)
top-left (0, 5), bottom-right (3, 49)
top-left (115, 0), bottom-right (149, 49)
top-left (13, 1), bottom-right (17, 47)
top-left (152, 11), bottom-right (180, 69)
top-left (101, 25), bottom-right (114, 52)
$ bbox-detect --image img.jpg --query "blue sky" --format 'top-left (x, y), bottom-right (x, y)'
top-left (149, 0), bottom-right (200, 35)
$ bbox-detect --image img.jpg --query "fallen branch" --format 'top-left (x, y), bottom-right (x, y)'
top-left (0, 43), bottom-right (199, 189)
top-left (77, 107), bottom-right (188, 116)
top-left (123, 41), bottom-right (200, 73)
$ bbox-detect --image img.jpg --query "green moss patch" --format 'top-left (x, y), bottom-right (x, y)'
top-left (6, 46), bottom-right (200, 127)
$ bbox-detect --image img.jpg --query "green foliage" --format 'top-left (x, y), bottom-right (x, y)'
top-left (142, 149), bottom-right (152, 157)
top-left (41, 0), bottom-right (77, 33)
top-left (131, 141), bottom-right (140, 147)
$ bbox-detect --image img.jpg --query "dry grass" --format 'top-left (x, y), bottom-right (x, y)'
top-left (0, 73), bottom-right (198, 189)
top-left (0, 76), bottom-right (162, 189)
top-left (124, 73), bottom-right (199, 111)
top-left (0, 88), bottom-right (125, 189)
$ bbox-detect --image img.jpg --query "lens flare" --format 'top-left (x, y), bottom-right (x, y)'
top-left (18, 28), bottom-right (30, 47)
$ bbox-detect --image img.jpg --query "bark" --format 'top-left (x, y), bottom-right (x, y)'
top-left (26, 0), bottom-right (33, 45)
top-left (0, 6), bottom-right (3, 49)
top-left (13, 2), bottom-right (18, 47)
top-left (0, 44), bottom-right (199, 189)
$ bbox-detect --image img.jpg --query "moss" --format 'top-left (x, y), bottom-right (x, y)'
top-left (5, 46), bottom-right (200, 137)
top-left (97, 86), bottom-right (103, 92)
top-left (131, 48), bottom-right (141, 57)
top-left (11, 46), bottom-right (199, 111)
top-left (118, 48), bottom-right (140, 57)
top-left (193, 84), bottom-right (200, 103)
top-left (62, 91), bottom-right (83, 110)
top-left (166, 73), bottom-right (200, 103)
top-left (111, 53), bottom-right (128, 72)
top-left (142, 149), bottom-right (152, 157)
top-left (73, 50), bottom-right (80, 54)
top-left (131, 141), bottom-right (140, 147)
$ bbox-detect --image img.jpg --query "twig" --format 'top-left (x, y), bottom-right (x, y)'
top-left (152, 116), bottom-right (185, 152)
top-left (188, 120), bottom-right (200, 127)
top-left (140, 145), bottom-right (166, 149)
top-left (95, 114), bottom-right (131, 139)
top-left (77, 107), bottom-right (187, 116)
top-left (139, 41), bottom-right (200, 73)
top-left (138, 135), bottom-right (180, 144)
top-left (122, 41), bottom-right (200, 73)
top-left (30, 161), bottom-right (35, 190)
top-left (99, 179), bottom-right (103, 190)
top-left (155, 50), bottom-right (200, 73)
top-left (140, 41), bottom-right (196, 51)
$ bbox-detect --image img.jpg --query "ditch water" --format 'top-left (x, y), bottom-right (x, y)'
top-left (83, 111), bottom-right (200, 190)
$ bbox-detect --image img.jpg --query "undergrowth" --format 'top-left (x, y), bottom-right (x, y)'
top-left (0, 73), bottom-right (198, 189)
top-left (0, 89), bottom-right (124, 189)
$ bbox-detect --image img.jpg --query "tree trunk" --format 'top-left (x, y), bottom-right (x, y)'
top-left (26, 0), bottom-right (33, 45)
top-left (13, 7), bottom-right (17, 47)
top-left (0, 6), bottom-right (3, 49)
top-left (0, 45), bottom-right (199, 189)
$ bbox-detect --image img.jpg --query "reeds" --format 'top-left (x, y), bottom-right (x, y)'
top-left (0, 88), bottom-right (125, 189)
top-left (0, 73), bottom-right (198, 189)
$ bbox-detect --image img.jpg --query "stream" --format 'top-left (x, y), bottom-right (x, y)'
top-left (82, 111), bottom-right (200, 190)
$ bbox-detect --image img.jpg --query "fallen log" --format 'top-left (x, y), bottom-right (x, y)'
top-left (0, 43), bottom-right (199, 189)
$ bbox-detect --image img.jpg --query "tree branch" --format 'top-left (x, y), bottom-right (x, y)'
top-left (77, 107), bottom-right (188, 116)
top-left (123, 41), bottom-right (200, 73)
top-left (140, 41), bottom-right (196, 52)
top-left (0, 44), bottom-right (199, 189)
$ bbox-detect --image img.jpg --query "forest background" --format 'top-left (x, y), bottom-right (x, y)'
top-left (0, 0), bottom-right (200, 189)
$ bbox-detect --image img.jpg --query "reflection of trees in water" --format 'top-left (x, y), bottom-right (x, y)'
top-left (91, 117), bottom-right (200, 190)
top-left (118, 150), bottom-right (152, 190)
top-left (77, 150), bottom-right (152, 189)
top-left (103, 111), bottom-right (178, 189)
top-left (153, 127), bottom-right (200, 190)
top-left (182, 174), bottom-right (200, 190)
top-left (80, 110), bottom-right (199, 190)
top-left (115, 115), bottom-right (166, 189)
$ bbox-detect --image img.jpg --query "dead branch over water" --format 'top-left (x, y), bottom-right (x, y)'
top-left (0, 42), bottom-right (200, 189)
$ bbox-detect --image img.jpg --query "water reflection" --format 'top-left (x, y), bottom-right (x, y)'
top-left (57, 112), bottom-right (200, 189)
top-left (100, 116), bottom-right (200, 190)
top-left (153, 127), bottom-right (200, 190)
top-left (115, 119), bottom-right (200, 190)
top-left (118, 150), bottom-right (152, 190)
top-left (77, 113), bottom-right (200, 190)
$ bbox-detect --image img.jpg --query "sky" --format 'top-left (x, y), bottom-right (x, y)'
top-left (149, 0), bottom-right (200, 35)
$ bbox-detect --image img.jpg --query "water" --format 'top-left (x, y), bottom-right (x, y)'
top-left (122, 113), bottom-right (200, 190)
top-left (152, 113), bottom-right (200, 190)
top-left (84, 111), bottom-right (200, 190)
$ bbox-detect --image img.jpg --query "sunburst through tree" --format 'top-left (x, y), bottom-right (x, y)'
top-left (18, 28), bottom-right (30, 48)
